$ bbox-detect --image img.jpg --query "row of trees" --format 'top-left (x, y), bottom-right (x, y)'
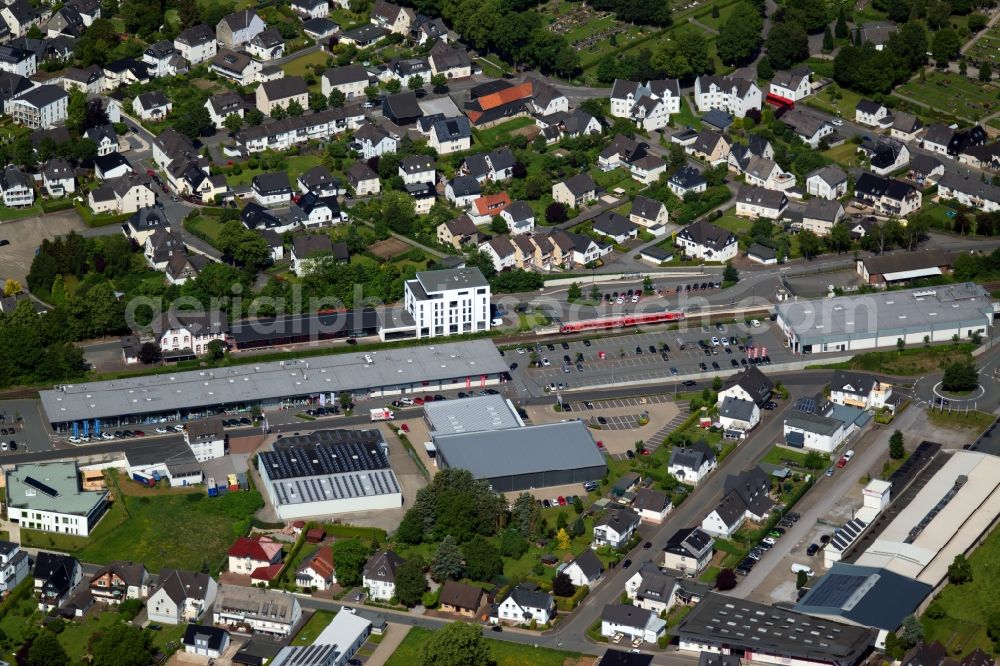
top-left (595, 31), bottom-right (713, 83)
top-left (834, 22), bottom-right (928, 94)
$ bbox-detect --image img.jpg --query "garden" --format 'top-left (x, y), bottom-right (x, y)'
top-left (385, 627), bottom-right (584, 666)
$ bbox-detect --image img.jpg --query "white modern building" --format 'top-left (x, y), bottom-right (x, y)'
top-left (401, 267), bottom-right (491, 340)
top-left (11, 84), bottom-right (68, 128)
top-left (829, 371), bottom-right (893, 410)
top-left (5, 462), bottom-right (109, 537)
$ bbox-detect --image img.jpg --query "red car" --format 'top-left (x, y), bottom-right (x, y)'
top-left (557, 496), bottom-right (566, 506)
top-left (424, 394), bottom-right (434, 403)
top-left (400, 423), bottom-right (410, 433)
top-left (837, 456), bottom-right (848, 468)
top-left (146, 169), bottom-right (155, 177)
top-left (596, 440), bottom-right (604, 448)
top-left (413, 398), bottom-right (424, 406)
top-left (133, 430), bottom-right (145, 437)
top-left (640, 449), bottom-right (651, 455)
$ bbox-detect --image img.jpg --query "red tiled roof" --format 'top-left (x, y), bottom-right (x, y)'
top-left (474, 192), bottom-right (511, 216)
top-left (467, 82), bottom-right (533, 122)
top-left (300, 545), bottom-right (335, 579)
top-left (305, 528), bottom-right (325, 543)
top-left (228, 536), bottom-right (283, 563)
top-left (250, 562), bottom-right (284, 582)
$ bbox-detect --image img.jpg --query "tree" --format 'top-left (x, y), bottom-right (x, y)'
top-left (717, 2), bottom-right (763, 65)
top-left (572, 495), bottom-right (584, 514)
top-left (835, 6), bottom-right (849, 38)
top-left (224, 113), bottom-right (244, 135)
top-left (489, 216), bottom-right (509, 234)
top-left (896, 337), bottom-right (905, 353)
top-left (217, 220), bottom-right (271, 269)
top-left (545, 202), bottom-right (568, 223)
top-left (556, 527), bottom-right (571, 550)
top-left (90, 624), bottom-right (154, 666)
top-left (552, 571), bottom-right (575, 597)
top-left (889, 430), bottom-right (905, 459)
top-left (420, 622), bottom-right (495, 666)
top-left (568, 282), bottom-right (582, 301)
top-left (395, 557), bottom-right (428, 607)
top-left (179, 0), bottom-right (200, 27)
top-left (67, 89), bottom-right (88, 134)
top-left (803, 451), bottom-right (827, 470)
top-left (798, 229), bottom-right (821, 259)
top-left (407, 75), bottom-right (425, 91)
top-left (118, 598), bottom-right (143, 619)
top-left (499, 528), bottom-right (528, 558)
top-left (511, 492), bottom-right (541, 539)
top-left (722, 262), bottom-right (738, 283)
top-left (138, 342), bottom-right (160, 365)
top-left (332, 539), bottom-right (370, 587)
top-left (287, 100), bottom-right (305, 117)
top-left (246, 108), bottom-right (264, 126)
top-left (175, 103), bottom-right (213, 140)
top-left (206, 339), bottom-right (227, 361)
top-left (948, 553), bottom-right (973, 584)
top-left (27, 631), bottom-right (70, 666)
top-left (329, 89), bottom-right (346, 108)
top-left (462, 536), bottom-right (503, 582)
top-left (384, 79), bottom-right (402, 94)
top-left (756, 57), bottom-right (774, 80)
top-left (901, 615), bottom-right (924, 646)
top-left (431, 535), bottom-right (465, 581)
top-left (716, 568), bottom-right (738, 590)
top-left (942, 361), bottom-right (978, 392)
top-left (981, 62), bottom-right (993, 82)
top-left (932, 28), bottom-right (962, 64)
top-left (431, 73), bottom-right (448, 93)
top-left (271, 105), bottom-right (288, 120)
top-left (828, 223), bottom-right (852, 254)
top-left (823, 26), bottom-right (834, 51)
top-left (3, 279), bottom-right (21, 297)
top-left (712, 376), bottom-right (723, 391)
top-left (766, 21), bottom-right (810, 70)
top-left (796, 570), bottom-right (809, 589)
top-left (309, 92), bottom-right (328, 111)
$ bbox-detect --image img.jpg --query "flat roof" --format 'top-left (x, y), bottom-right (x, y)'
top-left (40, 340), bottom-right (507, 423)
top-left (423, 394), bottom-right (523, 435)
top-left (5, 462), bottom-right (107, 516)
top-left (854, 451), bottom-right (1000, 584)
top-left (795, 562), bottom-right (932, 631)
top-left (775, 282), bottom-right (995, 345)
top-left (267, 469), bottom-right (401, 509)
top-left (677, 593), bottom-right (876, 664)
top-left (433, 420), bottom-right (606, 480)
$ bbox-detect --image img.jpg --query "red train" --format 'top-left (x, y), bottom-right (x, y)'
top-left (559, 310), bottom-right (685, 334)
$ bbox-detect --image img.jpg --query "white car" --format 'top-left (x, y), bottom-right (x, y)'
top-left (721, 337), bottom-right (729, 346)
top-left (542, 357), bottom-right (551, 366)
top-left (762, 536), bottom-right (777, 546)
top-left (711, 336), bottom-right (720, 346)
top-left (844, 449), bottom-right (855, 461)
top-left (155, 427), bottom-right (168, 434)
top-left (631, 295), bottom-right (639, 303)
top-left (616, 296), bottom-right (624, 304)
top-left (102, 432), bottom-right (113, 440)
top-left (516, 347), bottom-right (526, 355)
top-left (831, 118), bottom-right (844, 127)
top-left (173, 424), bottom-right (185, 432)
top-left (750, 319), bottom-right (761, 328)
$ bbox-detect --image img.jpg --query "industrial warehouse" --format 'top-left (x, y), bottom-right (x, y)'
top-left (38, 340), bottom-right (508, 431)
top-left (775, 282), bottom-right (997, 354)
top-left (257, 429), bottom-right (403, 520)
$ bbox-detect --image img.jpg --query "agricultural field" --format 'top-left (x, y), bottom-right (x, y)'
top-left (897, 71), bottom-right (1000, 123)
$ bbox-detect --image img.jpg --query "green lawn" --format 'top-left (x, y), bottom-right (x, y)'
top-left (293, 611), bottom-right (336, 645)
top-left (184, 215), bottom-right (226, 245)
top-left (672, 96), bottom-right (702, 130)
top-left (474, 117), bottom-right (536, 149)
top-left (712, 210), bottom-right (752, 235)
top-left (805, 85), bottom-right (864, 120)
top-left (811, 342), bottom-right (976, 376)
top-left (822, 143), bottom-right (864, 168)
top-left (898, 71), bottom-right (999, 122)
top-left (926, 409), bottom-right (996, 432)
top-left (224, 154), bottom-right (324, 187)
top-left (21, 471), bottom-right (263, 573)
top-left (922, 522), bottom-right (1000, 656)
top-left (0, 204), bottom-right (43, 221)
top-left (384, 627), bottom-right (583, 666)
top-left (283, 50), bottom-right (331, 78)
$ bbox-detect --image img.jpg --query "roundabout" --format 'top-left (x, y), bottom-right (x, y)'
top-left (931, 381), bottom-right (986, 403)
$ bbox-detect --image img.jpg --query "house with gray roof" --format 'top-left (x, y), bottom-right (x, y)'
top-left (562, 549), bottom-right (604, 587)
top-left (593, 507), bottom-right (640, 550)
top-left (747, 243), bottom-right (778, 265)
top-left (830, 370), bottom-right (892, 411)
top-left (552, 173), bottom-right (597, 208)
top-left (784, 411), bottom-right (848, 454)
top-left (494, 584), bottom-right (554, 626)
top-left (592, 211), bottom-right (639, 244)
top-left (668, 440), bottom-right (717, 485)
top-left (629, 195), bottom-right (667, 229)
top-left (601, 603), bottom-right (667, 644)
top-left (806, 164), bottom-right (848, 200)
top-left (802, 198), bottom-right (845, 236)
top-left (662, 527), bottom-right (714, 574)
top-left (676, 219), bottom-right (737, 262)
top-left (780, 107), bottom-right (833, 147)
top-left (633, 488), bottom-right (671, 524)
top-left (625, 563), bottom-right (678, 615)
top-left (718, 396), bottom-right (760, 435)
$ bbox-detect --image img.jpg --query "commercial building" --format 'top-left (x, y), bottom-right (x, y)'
top-left (677, 594), bottom-right (876, 666)
top-left (856, 249), bottom-right (956, 286)
top-left (124, 440), bottom-right (204, 487)
top-left (184, 419), bottom-right (226, 461)
top-left (5, 462), bottom-right (109, 537)
top-left (854, 451), bottom-right (1000, 586)
top-left (433, 420), bottom-right (607, 493)
top-left (229, 310), bottom-right (379, 350)
top-left (258, 429), bottom-right (402, 520)
top-left (392, 267), bottom-right (491, 340)
top-left (39, 339), bottom-right (508, 431)
top-left (422, 393), bottom-right (523, 435)
top-left (775, 283), bottom-right (996, 354)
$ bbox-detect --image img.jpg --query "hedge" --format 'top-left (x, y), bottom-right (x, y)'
top-left (556, 583), bottom-right (590, 611)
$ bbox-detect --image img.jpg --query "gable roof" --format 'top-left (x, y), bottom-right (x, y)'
top-left (560, 172), bottom-right (597, 196)
top-left (807, 164), bottom-right (847, 188)
top-left (592, 211), bottom-right (636, 238)
top-left (183, 625), bottom-right (228, 651)
top-left (719, 396), bottom-right (757, 422)
top-left (736, 184), bottom-right (787, 211)
top-left (723, 366), bottom-right (774, 406)
top-left (602, 603), bottom-right (657, 628)
top-left (298, 545), bottom-right (335, 580)
top-left (664, 527), bottom-right (713, 557)
top-left (678, 219), bottom-right (736, 251)
top-left (668, 439), bottom-right (715, 471)
top-left (364, 550), bottom-right (403, 583)
top-left (803, 198), bottom-right (844, 223)
top-left (830, 370), bottom-right (880, 396)
top-left (438, 580), bottom-right (484, 610)
top-left (228, 536), bottom-right (282, 562)
top-left (631, 195), bottom-right (664, 221)
top-left (260, 77), bottom-right (308, 102)
top-left (596, 507), bottom-right (640, 533)
top-left (670, 165), bottom-right (706, 190)
top-left (506, 583), bottom-right (552, 610)
top-left (568, 548), bottom-right (604, 580)
top-left (633, 487), bottom-right (669, 514)
top-left (856, 99), bottom-right (884, 115)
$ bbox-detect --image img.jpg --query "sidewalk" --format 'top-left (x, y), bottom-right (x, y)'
top-left (363, 623), bottom-right (411, 666)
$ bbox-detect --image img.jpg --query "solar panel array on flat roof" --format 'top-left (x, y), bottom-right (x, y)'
top-left (794, 397), bottom-right (815, 413)
top-left (804, 573), bottom-right (878, 611)
top-left (261, 430), bottom-right (389, 480)
top-left (905, 476), bottom-right (967, 544)
top-left (829, 518), bottom-right (868, 552)
top-left (24, 476), bottom-right (59, 498)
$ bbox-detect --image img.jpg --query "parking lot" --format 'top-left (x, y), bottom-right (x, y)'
top-left (511, 322), bottom-right (791, 393)
top-left (0, 211), bottom-right (89, 286)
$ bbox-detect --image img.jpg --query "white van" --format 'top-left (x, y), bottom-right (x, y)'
top-left (790, 563), bottom-right (814, 577)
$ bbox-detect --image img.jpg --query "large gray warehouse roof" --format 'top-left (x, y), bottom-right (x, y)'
top-left (40, 340), bottom-right (507, 423)
top-left (433, 420), bottom-right (605, 480)
top-left (424, 394), bottom-right (523, 435)
top-left (775, 282), bottom-right (996, 346)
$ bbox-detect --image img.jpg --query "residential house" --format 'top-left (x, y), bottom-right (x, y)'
top-left (93, 152), bottom-right (132, 180)
top-left (297, 165), bottom-right (340, 197)
top-left (371, 0), bottom-right (415, 35)
top-left (479, 235), bottom-right (517, 271)
top-left (438, 580), bottom-right (485, 618)
top-left (182, 419), bottom-right (226, 462)
top-left (291, 234), bottom-right (347, 276)
top-left (102, 57), bottom-right (152, 89)
top-left (781, 107), bottom-right (833, 148)
top-left (152, 310), bottom-right (228, 355)
top-left (592, 211), bottom-right (639, 244)
top-left (211, 49), bottom-right (262, 85)
top-left (718, 367), bottom-right (773, 407)
top-left (601, 604), bottom-right (667, 644)
top-left (252, 172), bottom-right (293, 207)
top-left (437, 215), bottom-right (480, 249)
top-left (213, 585), bottom-right (301, 637)
top-left (41, 157), bottom-right (76, 198)
top-left (228, 536), bottom-right (283, 576)
top-left (728, 135), bottom-right (775, 172)
top-left (805, 165), bottom-right (848, 200)
top-left (662, 527), bottom-right (714, 575)
top-left (801, 199), bottom-right (846, 236)
top-left (132, 90), bottom-right (172, 121)
top-left (701, 467), bottom-right (774, 537)
top-left (609, 78), bottom-right (682, 131)
top-left (292, 0), bottom-right (329, 19)
top-left (216, 9), bottom-right (266, 48)
top-left (0, 72), bottom-right (33, 115)
top-left (500, 200), bottom-right (535, 235)
top-left (445, 175), bottom-right (481, 208)
top-left (630, 155), bottom-right (667, 185)
top-left (256, 77), bottom-right (308, 116)
top-left (60, 65), bottom-right (103, 93)
top-left (0, 165), bottom-right (31, 207)
top-left (693, 75), bottom-right (762, 118)
top-left (347, 161), bottom-right (380, 196)
top-left (630, 196), bottom-right (668, 229)
top-left (959, 142), bottom-right (1000, 170)
top-left (142, 40), bottom-right (182, 78)
top-left (718, 396), bottom-right (760, 434)
top-left (625, 564), bottom-right (678, 615)
top-left (234, 102), bottom-right (362, 153)
top-left (857, 21), bottom-right (897, 50)
top-left (667, 440), bottom-right (717, 485)
top-left (428, 41), bottom-right (472, 79)
top-left (353, 123), bottom-right (397, 159)
top-left (562, 549), bottom-right (604, 588)
top-left (165, 253), bottom-right (208, 286)
top-left (66, 0), bottom-right (100, 26)
top-left (89, 561), bottom-right (149, 605)
top-left (633, 488), bottom-right (671, 524)
top-left (34, 552), bottom-right (81, 612)
top-left (183, 626), bottom-right (230, 660)
top-left (205, 91), bottom-right (244, 129)
top-left (296, 545), bottom-right (335, 591)
top-left (398, 155), bottom-right (435, 187)
top-left (921, 124), bottom-right (955, 156)
top-left (88, 172), bottom-right (156, 215)
top-left (321, 64), bottom-right (370, 100)
top-left (379, 57), bottom-right (430, 84)
top-left (363, 551), bottom-right (404, 601)
top-left (44, 7), bottom-right (84, 40)
top-left (890, 112), bottom-right (923, 142)
top-left (174, 24), bottom-right (217, 64)
top-left (938, 170), bottom-right (1000, 213)
top-left (593, 507), bottom-right (640, 550)
top-left (10, 84), bottom-right (68, 128)
top-left (290, 192), bottom-right (340, 227)
top-left (0, 44), bottom-right (34, 77)
top-left (861, 138), bottom-right (909, 176)
top-left (493, 584), bottom-right (554, 626)
top-left (552, 173), bottom-right (597, 208)
top-left (1, 1), bottom-right (41, 39)
top-left (469, 192), bottom-right (511, 225)
top-left (247, 27), bottom-right (285, 61)
top-left (784, 410), bottom-right (849, 453)
top-left (830, 370), bottom-right (893, 410)
top-left (429, 116), bottom-right (472, 154)
top-left (404, 181), bottom-right (435, 214)
top-left (84, 123), bottom-right (118, 156)
top-left (855, 99), bottom-right (890, 127)
top-left (559, 230), bottom-right (611, 267)
top-left (0, 542), bottom-right (29, 594)
top-left (743, 156), bottom-right (796, 191)
top-left (339, 23), bottom-right (389, 47)
top-left (411, 15), bottom-right (447, 44)
top-left (747, 242), bottom-right (778, 265)
top-left (735, 184), bottom-right (788, 219)
top-left (687, 130), bottom-right (731, 166)
top-left (901, 642), bottom-right (948, 666)
top-left (527, 75), bottom-right (568, 116)
top-left (853, 172), bottom-right (922, 217)
top-left (769, 67), bottom-right (811, 102)
top-left (675, 219), bottom-right (738, 262)
top-left (599, 134), bottom-right (646, 171)
top-left (382, 90), bottom-right (423, 126)
top-left (668, 166), bottom-right (707, 197)
top-left (460, 147), bottom-right (516, 184)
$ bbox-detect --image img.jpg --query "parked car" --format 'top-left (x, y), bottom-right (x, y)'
top-left (806, 543), bottom-right (820, 556)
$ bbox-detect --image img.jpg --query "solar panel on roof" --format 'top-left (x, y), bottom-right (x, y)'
top-left (23, 476), bottom-right (59, 498)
